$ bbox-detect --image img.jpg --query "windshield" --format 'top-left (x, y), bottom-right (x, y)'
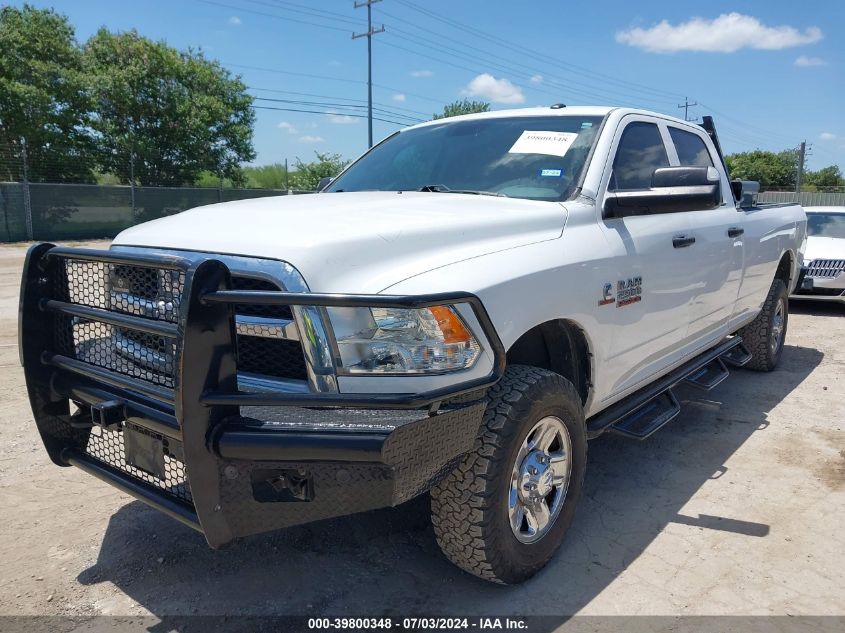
top-left (326, 115), bottom-right (605, 201)
top-left (807, 212), bottom-right (845, 239)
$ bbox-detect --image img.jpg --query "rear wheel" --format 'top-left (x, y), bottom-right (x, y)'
top-left (737, 278), bottom-right (788, 371)
top-left (430, 366), bottom-right (587, 584)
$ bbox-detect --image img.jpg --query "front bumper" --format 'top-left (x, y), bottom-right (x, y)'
top-left (791, 266), bottom-right (845, 302)
top-left (19, 244), bottom-right (503, 547)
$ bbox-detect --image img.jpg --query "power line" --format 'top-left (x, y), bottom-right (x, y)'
top-left (216, 0), bottom-right (673, 109)
top-left (697, 102), bottom-right (798, 146)
top-left (245, 0), bottom-right (364, 27)
top-left (248, 86), bottom-right (431, 116)
top-left (378, 10), bottom-right (675, 108)
top-left (229, 61), bottom-right (451, 105)
top-left (193, 0), bottom-right (350, 32)
top-left (251, 104), bottom-right (409, 126)
top-left (251, 95), bottom-right (423, 122)
top-left (392, 0), bottom-right (683, 101)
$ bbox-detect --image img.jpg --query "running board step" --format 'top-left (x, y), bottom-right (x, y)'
top-left (609, 391), bottom-right (680, 440)
top-left (685, 358), bottom-right (729, 390)
top-left (721, 341), bottom-right (752, 367)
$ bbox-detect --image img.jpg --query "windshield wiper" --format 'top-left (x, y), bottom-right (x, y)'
top-left (418, 184), bottom-right (508, 197)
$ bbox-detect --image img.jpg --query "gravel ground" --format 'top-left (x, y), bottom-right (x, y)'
top-left (1, 240), bottom-right (843, 624)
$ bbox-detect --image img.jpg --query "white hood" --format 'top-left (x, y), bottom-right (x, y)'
top-left (805, 236), bottom-right (845, 262)
top-left (113, 191), bottom-right (567, 293)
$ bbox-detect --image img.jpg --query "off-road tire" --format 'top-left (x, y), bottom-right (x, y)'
top-left (430, 365), bottom-right (587, 584)
top-left (737, 278), bottom-right (789, 371)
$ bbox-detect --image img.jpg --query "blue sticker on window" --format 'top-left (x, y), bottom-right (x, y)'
top-left (539, 168), bottom-right (563, 178)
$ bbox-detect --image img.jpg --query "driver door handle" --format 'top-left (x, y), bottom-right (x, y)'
top-left (727, 227), bottom-right (745, 238)
top-left (672, 234), bottom-right (696, 249)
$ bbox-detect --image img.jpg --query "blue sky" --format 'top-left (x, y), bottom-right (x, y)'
top-left (20, 0), bottom-right (845, 171)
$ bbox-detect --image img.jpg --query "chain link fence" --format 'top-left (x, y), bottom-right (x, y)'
top-left (758, 191), bottom-right (845, 207)
top-left (0, 140), bottom-right (311, 243)
top-left (0, 182), bottom-right (303, 243)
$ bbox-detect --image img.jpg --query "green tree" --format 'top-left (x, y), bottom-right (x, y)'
top-left (84, 29), bottom-right (255, 186)
top-left (804, 165), bottom-right (844, 190)
top-left (287, 152), bottom-right (349, 190)
top-left (243, 163), bottom-right (289, 189)
top-left (432, 99), bottom-right (491, 120)
top-left (0, 5), bottom-right (95, 182)
top-left (724, 149), bottom-right (799, 190)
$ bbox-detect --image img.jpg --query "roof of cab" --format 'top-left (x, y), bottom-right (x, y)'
top-left (404, 106), bottom-right (618, 130)
top-left (402, 105), bottom-right (702, 131)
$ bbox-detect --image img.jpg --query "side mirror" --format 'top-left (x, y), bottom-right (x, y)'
top-left (604, 166), bottom-right (721, 219)
top-left (732, 179), bottom-right (759, 210)
top-left (316, 176), bottom-right (334, 192)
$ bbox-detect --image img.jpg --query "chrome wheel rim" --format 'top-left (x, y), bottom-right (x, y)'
top-left (508, 416), bottom-right (572, 544)
top-left (771, 299), bottom-right (785, 355)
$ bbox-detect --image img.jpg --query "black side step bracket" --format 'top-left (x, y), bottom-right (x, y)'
top-left (721, 342), bottom-right (752, 367)
top-left (685, 358), bottom-right (729, 390)
top-left (609, 391), bottom-right (680, 440)
top-left (586, 337), bottom-right (743, 440)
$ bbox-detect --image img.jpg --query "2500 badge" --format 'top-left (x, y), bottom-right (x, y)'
top-left (598, 276), bottom-right (643, 308)
top-left (616, 276), bottom-right (642, 307)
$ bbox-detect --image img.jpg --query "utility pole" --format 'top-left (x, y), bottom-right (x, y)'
top-left (677, 96), bottom-right (698, 122)
top-left (129, 151), bottom-right (136, 215)
top-left (352, 0), bottom-right (384, 148)
top-left (21, 137), bottom-right (33, 240)
top-left (796, 141), bottom-right (806, 195)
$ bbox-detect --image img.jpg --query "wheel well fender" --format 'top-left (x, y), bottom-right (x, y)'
top-left (775, 250), bottom-right (795, 290)
top-left (505, 319), bottom-right (592, 406)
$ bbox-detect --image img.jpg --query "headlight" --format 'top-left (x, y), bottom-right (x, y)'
top-left (327, 305), bottom-right (482, 374)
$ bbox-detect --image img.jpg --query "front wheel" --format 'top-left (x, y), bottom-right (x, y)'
top-left (430, 366), bottom-right (587, 584)
top-left (737, 278), bottom-right (789, 371)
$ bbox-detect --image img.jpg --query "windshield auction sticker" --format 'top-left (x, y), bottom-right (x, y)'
top-left (508, 130), bottom-right (578, 157)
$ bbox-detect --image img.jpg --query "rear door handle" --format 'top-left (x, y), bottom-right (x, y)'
top-left (672, 234), bottom-right (696, 248)
top-left (727, 227), bottom-right (745, 238)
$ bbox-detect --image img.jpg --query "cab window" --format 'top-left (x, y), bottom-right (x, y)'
top-left (669, 127), bottom-right (714, 167)
top-left (609, 122), bottom-right (669, 191)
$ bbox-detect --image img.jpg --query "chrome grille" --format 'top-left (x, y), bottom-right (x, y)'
top-left (54, 259), bottom-right (182, 387)
top-left (53, 258), bottom-right (308, 390)
top-left (807, 259), bottom-right (845, 278)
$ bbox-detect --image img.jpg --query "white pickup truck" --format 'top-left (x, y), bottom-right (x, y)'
top-left (20, 106), bottom-right (807, 584)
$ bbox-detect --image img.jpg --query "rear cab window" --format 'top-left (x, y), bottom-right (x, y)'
top-left (668, 127), bottom-right (714, 167)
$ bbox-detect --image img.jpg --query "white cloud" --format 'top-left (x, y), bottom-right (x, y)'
top-left (299, 135), bottom-right (325, 143)
top-left (228, 16), bottom-right (242, 26)
top-left (616, 13), bottom-right (822, 53)
top-left (277, 121), bottom-right (298, 134)
top-left (411, 69), bottom-right (433, 78)
top-left (462, 73), bottom-right (525, 104)
top-left (795, 55), bottom-right (826, 67)
top-left (392, 93), bottom-right (407, 102)
top-left (819, 132), bottom-right (836, 141)
top-left (529, 74), bottom-right (544, 86)
top-left (327, 113), bottom-right (359, 125)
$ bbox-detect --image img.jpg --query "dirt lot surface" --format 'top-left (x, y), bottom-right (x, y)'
top-left (1, 240), bottom-right (843, 623)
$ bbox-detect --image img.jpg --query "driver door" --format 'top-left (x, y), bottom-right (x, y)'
top-left (596, 116), bottom-right (700, 402)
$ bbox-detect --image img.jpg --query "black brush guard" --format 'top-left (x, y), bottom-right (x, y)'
top-left (20, 244), bottom-right (505, 547)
